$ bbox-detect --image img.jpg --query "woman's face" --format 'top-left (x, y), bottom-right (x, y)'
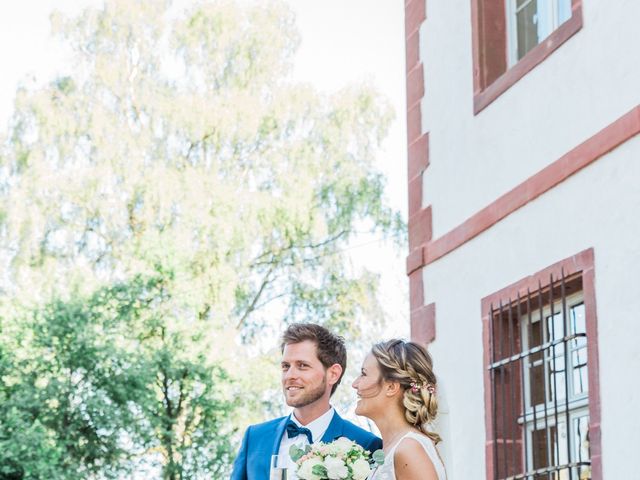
top-left (352, 353), bottom-right (387, 418)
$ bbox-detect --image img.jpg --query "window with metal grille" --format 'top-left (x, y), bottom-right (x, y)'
top-left (487, 271), bottom-right (592, 480)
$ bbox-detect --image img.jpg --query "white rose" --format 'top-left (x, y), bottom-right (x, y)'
top-left (325, 456), bottom-right (349, 479)
top-left (351, 458), bottom-right (372, 480)
top-left (297, 457), bottom-right (324, 480)
top-left (332, 437), bottom-right (354, 456)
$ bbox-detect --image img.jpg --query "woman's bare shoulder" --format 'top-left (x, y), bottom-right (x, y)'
top-left (393, 435), bottom-right (438, 480)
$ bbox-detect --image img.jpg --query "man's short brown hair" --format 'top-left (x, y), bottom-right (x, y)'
top-left (281, 323), bottom-right (347, 395)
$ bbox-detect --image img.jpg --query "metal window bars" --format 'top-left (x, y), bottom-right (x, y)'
top-left (488, 271), bottom-right (591, 480)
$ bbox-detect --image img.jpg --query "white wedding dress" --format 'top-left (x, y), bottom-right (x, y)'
top-left (370, 431), bottom-right (446, 480)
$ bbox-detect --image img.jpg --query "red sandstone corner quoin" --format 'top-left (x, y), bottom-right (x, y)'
top-left (471, 0), bottom-right (583, 114)
top-left (405, 0), bottom-right (433, 345)
top-left (480, 248), bottom-right (602, 480)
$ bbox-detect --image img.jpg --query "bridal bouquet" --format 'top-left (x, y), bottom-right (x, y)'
top-left (290, 437), bottom-right (384, 480)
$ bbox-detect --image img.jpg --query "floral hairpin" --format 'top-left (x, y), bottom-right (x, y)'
top-left (410, 382), bottom-right (436, 395)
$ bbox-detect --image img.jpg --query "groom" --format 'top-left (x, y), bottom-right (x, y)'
top-left (231, 323), bottom-right (382, 479)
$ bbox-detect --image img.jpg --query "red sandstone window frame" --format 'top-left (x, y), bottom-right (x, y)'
top-left (481, 248), bottom-right (602, 480)
top-left (470, 0), bottom-right (583, 114)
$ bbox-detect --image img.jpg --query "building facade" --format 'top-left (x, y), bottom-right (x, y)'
top-left (404, 1), bottom-right (640, 479)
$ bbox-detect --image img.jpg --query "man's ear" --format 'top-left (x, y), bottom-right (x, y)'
top-left (327, 363), bottom-right (343, 387)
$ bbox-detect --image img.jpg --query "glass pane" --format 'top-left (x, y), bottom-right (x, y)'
top-left (549, 355), bottom-right (566, 401)
top-left (531, 318), bottom-right (543, 347)
top-left (572, 347), bottom-right (589, 395)
top-left (573, 416), bottom-right (591, 479)
top-left (547, 312), bottom-right (565, 343)
top-left (536, 0), bottom-right (553, 40)
top-left (558, 0), bottom-right (572, 24)
top-left (532, 424), bottom-right (558, 473)
top-left (571, 347), bottom-right (587, 368)
top-left (570, 303), bottom-right (586, 348)
top-left (516, 0), bottom-right (539, 60)
top-left (530, 362), bottom-right (545, 405)
top-left (516, 0), bottom-right (533, 9)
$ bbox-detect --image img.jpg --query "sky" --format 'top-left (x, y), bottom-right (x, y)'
top-left (286, 0), bottom-right (407, 212)
top-left (0, 0), bottom-right (409, 336)
top-left (284, 0), bottom-right (409, 338)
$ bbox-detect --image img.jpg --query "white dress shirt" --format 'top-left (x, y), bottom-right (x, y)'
top-left (277, 407), bottom-right (335, 472)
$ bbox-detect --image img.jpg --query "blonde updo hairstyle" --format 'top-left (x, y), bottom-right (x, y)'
top-left (371, 339), bottom-right (441, 444)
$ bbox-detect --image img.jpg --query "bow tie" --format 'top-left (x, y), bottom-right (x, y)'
top-left (286, 420), bottom-right (313, 443)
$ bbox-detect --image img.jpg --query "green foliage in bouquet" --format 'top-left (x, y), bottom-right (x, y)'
top-left (290, 437), bottom-right (384, 480)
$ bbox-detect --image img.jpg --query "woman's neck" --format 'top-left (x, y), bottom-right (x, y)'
top-left (372, 407), bottom-right (415, 453)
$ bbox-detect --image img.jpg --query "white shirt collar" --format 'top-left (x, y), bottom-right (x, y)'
top-left (290, 406), bottom-right (335, 443)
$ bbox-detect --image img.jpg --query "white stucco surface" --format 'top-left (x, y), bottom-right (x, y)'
top-left (410, 1), bottom-right (640, 477)
top-left (422, 138), bottom-right (640, 478)
top-left (418, 0), bottom-right (640, 238)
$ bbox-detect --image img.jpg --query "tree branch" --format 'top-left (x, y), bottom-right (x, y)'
top-left (186, 130), bottom-right (216, 162)
top-left (235, 263), bottom-right (276, 330)
top-left (250, 230), bottom-right (348, 267)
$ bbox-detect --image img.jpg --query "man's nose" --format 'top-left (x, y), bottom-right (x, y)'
top-left (283, 367), bottom-right (297, 380)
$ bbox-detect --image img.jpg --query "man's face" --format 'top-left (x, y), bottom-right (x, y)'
top-left (281, 340), bottom-right (330, 408)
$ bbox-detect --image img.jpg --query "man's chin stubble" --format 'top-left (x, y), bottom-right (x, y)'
top-left (285, 389), bottom-right (325, 408)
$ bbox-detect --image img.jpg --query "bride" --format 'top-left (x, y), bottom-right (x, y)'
top-left (352, 339), bottom-right (446, 480)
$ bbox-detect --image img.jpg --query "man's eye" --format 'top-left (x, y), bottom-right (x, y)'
top-left (281, 365), bottom-right (289, 370)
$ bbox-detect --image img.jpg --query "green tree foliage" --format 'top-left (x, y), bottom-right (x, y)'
top-left (1, 276), bottom-right (234, 479)
top-left (0, 0), bottom-right (403, 477)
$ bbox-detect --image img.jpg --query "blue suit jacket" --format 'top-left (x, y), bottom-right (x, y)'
top-left (230, 411), bottom-right (382, 480)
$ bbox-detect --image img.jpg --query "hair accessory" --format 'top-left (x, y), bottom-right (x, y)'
top-left (410, 382), bottom-right (436, 395)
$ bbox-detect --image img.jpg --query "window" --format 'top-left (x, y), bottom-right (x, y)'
top-left (506, 0), bottom-right (573, 65)
top-left (482, 251), bottom-right (602, 480)
top-left (521, 290), bottom-right (590, 479)
top-left (471, 0), bottom-right (582, 113)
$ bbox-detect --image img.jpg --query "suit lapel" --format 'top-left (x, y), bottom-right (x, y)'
top-left (272, 415), bottom-right (290, 456)
top-left (320, 410), bottom-right (344, 443)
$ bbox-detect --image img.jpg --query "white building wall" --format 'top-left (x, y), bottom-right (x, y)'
top-left (418, 0), bottom-right (640, 237)
top-left (424, 137), bottom-right (640, 478)
top-left (411, 1), bottom-right (640, 477)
